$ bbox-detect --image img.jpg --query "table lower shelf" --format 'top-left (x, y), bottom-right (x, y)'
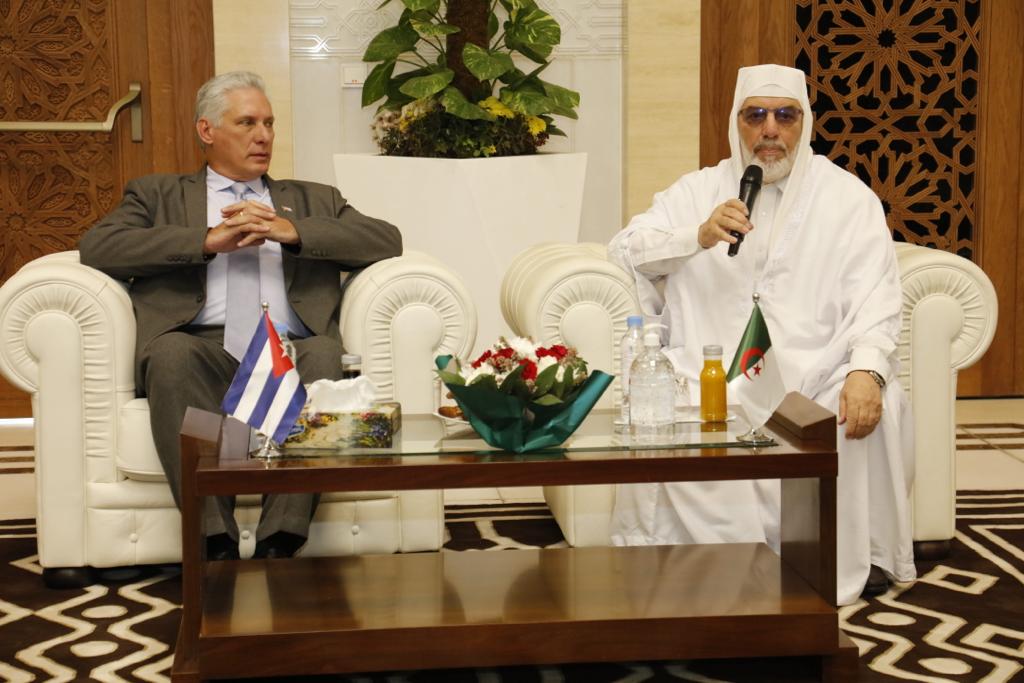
top-left (189, 543), bottom-right (837, 679)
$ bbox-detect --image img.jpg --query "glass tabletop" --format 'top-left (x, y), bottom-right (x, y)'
top-left (275, 407), bottom-right (772, 459)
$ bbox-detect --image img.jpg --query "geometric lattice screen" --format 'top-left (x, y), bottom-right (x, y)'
top-left (795, 0), bottom-right (980, 259)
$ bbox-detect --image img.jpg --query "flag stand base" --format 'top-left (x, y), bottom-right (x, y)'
top-left (737, 426), bottom-right (773, 445)
top-left (252, 435), bottom-right (283, 460)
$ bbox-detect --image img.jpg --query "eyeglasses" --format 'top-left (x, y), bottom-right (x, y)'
top-left (738, 106), bottom-right (803, 127)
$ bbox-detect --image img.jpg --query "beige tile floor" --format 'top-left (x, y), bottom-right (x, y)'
top-left (954, 398), bottom-right (1024, 489)
top-left (1, 399), bottom-right (1022, 518)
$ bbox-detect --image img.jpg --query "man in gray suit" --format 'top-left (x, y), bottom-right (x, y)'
top-left (79, 71), bottom-right (402, 560)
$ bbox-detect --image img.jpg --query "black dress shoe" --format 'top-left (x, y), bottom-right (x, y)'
top-left (861, 564), bottom-right (890, 598)
top-left (206, 533), bottom-right (240, 561)
top-left (253, 531), bottom-right (306, 559)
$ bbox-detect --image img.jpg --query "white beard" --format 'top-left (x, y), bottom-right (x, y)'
top-left (741, 141), bottom-right (794, 184)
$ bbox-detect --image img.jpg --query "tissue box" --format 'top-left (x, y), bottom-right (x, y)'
top-left (282, 402), bottom-right (401, 449)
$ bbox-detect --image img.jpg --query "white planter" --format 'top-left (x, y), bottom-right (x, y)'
top-left (334, 153), bottom-right (587, 356)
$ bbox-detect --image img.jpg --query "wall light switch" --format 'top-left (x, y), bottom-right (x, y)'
top-left (342, 64), bottom-right (367, 88)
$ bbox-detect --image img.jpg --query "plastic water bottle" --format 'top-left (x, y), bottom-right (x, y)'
top-left (629, 326), bottom-right (676, 442)
top-left (619, 315), bottom-right (644, 424)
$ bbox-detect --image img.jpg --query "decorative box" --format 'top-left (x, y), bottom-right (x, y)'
top-left (282, 402), bottom-right (401, 449)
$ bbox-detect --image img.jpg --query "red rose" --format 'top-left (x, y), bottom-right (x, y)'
top-left (518, 358), bottom-right (537, 381)
top-left (539, 344), bottom-right (568, 360)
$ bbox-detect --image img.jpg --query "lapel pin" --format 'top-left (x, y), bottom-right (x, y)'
top-left (281, 206), bottom-right (294, 213)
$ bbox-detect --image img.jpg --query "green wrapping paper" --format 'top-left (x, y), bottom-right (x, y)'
top-left (435, 355), bottom-right (613, 452)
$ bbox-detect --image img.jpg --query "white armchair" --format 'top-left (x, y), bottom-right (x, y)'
top-left (0, 249), bottom-right (476, 587)
top-left (501, 241), bottom-right (998, 557)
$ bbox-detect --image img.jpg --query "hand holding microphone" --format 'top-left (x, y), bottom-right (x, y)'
top-left (696, 165), bottom-right (763, 252)
top-left (728, 165), bottom-right (763, 257)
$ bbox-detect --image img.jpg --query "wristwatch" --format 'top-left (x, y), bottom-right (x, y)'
top-left (860, 370), bottom-right (886, 389)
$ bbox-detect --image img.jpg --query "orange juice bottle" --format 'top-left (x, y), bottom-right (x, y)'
top-left (700, 345), bottom-right (727, 422)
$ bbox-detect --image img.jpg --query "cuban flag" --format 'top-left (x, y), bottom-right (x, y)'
top-left (221, 312), bottom-right (307, 444)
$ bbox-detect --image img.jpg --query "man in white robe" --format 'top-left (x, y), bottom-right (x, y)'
top-left (607, 64), bottom-right (916, 605)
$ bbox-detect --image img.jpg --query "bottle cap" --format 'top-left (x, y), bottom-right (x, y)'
top-left (703, 344), bottom-right (722, 357)
top-left (627, 315), bottom-right (643, 327)
top-left (341, 353), bottom-right (362, 365)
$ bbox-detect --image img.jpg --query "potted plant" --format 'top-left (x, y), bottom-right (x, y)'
top-left (361, 0), bottom-right (580, 158)
top-left (335, 0), bottom-right (588, 355)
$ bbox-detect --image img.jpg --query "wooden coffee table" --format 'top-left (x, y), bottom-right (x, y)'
top-left (171, 393), bottom-right (857, 681)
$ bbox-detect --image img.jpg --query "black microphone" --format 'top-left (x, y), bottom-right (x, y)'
top-left (728, 164), bottom-right (763, 257)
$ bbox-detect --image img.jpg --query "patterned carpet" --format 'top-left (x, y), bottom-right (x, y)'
top-left (1, 495), bottom-right (1022, 682)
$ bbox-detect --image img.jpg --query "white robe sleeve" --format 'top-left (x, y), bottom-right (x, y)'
top-left (608, 172), bottom-right (710, 319)
top-left (838, 192), bottom-right (902, 383)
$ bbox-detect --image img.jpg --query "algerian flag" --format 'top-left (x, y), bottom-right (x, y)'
top-left (727, 303), bottom-right (786, 429)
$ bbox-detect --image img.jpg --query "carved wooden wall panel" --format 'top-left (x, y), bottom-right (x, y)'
top-left (0, 0), bottom-right (214, 416)
top-left (795, 0), bottom-right (981, 259)
top-left (0, 0), bottom-right (116, 278)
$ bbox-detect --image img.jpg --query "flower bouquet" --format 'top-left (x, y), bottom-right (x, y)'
top-left (435, 337), bottom-right (612, 452)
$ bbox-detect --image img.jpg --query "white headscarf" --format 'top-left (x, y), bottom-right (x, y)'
top-left (727, 65), bottom-right (814, 246)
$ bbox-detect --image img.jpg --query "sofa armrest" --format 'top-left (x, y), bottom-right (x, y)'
top-left (340, 249), bottom-right (477, 414)
top-left (895, 243), bottom-right (998, 542)
top-left (0, 251), bottom-right (137, 567)
top-left (502, 242), bottom-right (638, 409)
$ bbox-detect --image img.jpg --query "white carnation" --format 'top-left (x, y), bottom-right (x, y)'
top-left (537, 355), bottom-right (558, 373)
top-left (506, 336), bottom-right (538, 360)
top-left (463, 363), bottom-right (496, 384)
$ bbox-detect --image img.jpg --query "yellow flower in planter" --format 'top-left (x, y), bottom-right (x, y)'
top-left (480, 96), bottom-right (516, 119)
top-left (527, 115), bottom-right (547, 136)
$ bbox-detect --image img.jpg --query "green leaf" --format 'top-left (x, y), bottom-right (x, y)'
top-left (401, 0), bottom-right (439, 10)
top-left (541, 80), bottom-right (580, 118)
top-left (362, 60), bottom-right (396, 107)
top-left (363, 24), bottom-right (420, 62)
top-left (436, 370), bottom-right (465, 386)
top-left (546, 122), bottom-right (567, 137)
top-left (499, 0), bottom-right (539, 12)
top-left (500, 87), bottom-right (551, 116)
top-left (377, 66), bottom-right (428, 111)
top-left (498, 364), bottom-right (526, 393)
top-left (506, 8), bottom-right (560, 62)
top-left (533, 393), bottom-right (564, 406)
top-left (498, 67), bottom-right (527, 86)
top-left (488, 11), bottom-right (499, 39)
top-left (462, 43), bottom-right (514, 81)
top-left (549, 367), bottom-right (568, 399)
top-left (532, 364), bottom-right (558, 395)
top-left (440, 87), bottom-right (495, 120)
top-left (399, 68), bottom-right (454, 98)
top-left (377, 0), bottom-right (394, 8)
top-left (470, 374), bottom-right (499, 391)
top-left (411, 19), bottom-right (460, 37)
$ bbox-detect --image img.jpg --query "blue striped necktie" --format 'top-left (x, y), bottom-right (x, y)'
top-left (223, 182), bottom-right (261, 360)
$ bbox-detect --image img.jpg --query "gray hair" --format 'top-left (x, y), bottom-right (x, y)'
top-left (194, 71), bottom-right (267, 127)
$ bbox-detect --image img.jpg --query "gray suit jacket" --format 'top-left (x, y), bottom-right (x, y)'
top-left (78, 168), bottom-right (402, 373)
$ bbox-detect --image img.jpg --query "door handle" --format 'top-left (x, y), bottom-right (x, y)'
top-left (0, 82), bottom-right (143, 142)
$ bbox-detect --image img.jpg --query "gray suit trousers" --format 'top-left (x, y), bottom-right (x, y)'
top-left (140, 327), bottom-right (344, 540)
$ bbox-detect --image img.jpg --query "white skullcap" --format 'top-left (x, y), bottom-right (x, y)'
top-left (734, 64), bottom-right (809, 103)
